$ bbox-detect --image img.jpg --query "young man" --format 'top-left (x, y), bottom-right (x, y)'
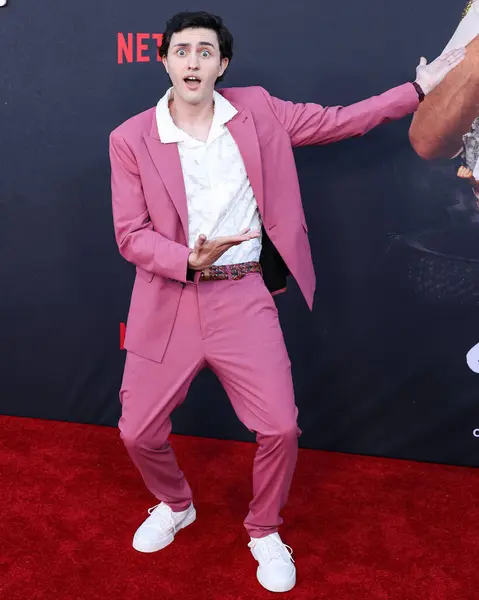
top-left (109, 11), bottom-right (464, 593)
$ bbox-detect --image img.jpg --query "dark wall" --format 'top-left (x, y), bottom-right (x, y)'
top-left (1, 0), bottom-right (478, 466)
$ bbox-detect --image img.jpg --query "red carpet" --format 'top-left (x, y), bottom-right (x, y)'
top-left (1, 415), bottom-right (478, 600)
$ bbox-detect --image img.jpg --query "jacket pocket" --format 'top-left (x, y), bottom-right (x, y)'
top-left (136, 266), bottom-right (154, 282)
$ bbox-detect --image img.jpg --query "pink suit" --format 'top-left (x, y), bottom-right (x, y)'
top-left (110, 83), bottom-right (419, 537)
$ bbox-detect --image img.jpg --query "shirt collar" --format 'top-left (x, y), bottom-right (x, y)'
top-left (155, 87), bottom-right (238, 145)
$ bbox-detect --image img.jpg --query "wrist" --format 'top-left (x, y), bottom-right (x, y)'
top-left (412, 80), bottom-right (426, 102)
top-left (187, 250), bottom-right (197, 268)
top-left (186, 251), bottom-right (197, 282)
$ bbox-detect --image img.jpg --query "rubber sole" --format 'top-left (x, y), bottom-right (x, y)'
top-left (256, 566), bottom-right (296, 593)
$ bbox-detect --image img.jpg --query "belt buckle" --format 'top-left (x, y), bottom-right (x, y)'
top-left (200, 267), bottom-right (211, 281)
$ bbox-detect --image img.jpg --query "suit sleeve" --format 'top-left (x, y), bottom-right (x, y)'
top-left (109, 132), bottom-right (192, 282)
top-left (260, 83), bottom-right (419, 147)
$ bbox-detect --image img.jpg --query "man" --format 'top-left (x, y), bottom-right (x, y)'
top-left (409, 1), bottom-right (479, 163)
top-left (410, 1), bottom-right (479, 210)
top-left (109, 11), bottom-right (463, 593)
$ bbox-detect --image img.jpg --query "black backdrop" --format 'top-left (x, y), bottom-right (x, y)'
top-left (2, 1), bottom-right (478, 466)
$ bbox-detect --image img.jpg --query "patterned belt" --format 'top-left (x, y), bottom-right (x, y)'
top-left (199, 261), bottom-right (262, 282)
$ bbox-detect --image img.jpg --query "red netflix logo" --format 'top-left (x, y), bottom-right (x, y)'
top-left (117, 33), bottom-right (164, 64)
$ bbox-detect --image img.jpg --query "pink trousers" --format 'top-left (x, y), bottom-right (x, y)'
top-left (119, 272), bottom-right (301, 539)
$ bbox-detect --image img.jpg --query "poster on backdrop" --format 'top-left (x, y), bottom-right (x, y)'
top-left (407, 2), bottom-right (479, 372)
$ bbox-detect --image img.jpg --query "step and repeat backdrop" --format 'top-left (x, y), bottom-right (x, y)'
top-left (1, 0), bottom-right (478, 466)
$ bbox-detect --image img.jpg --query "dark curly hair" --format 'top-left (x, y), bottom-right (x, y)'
top-left (159, 11), bottom-right (233, 83)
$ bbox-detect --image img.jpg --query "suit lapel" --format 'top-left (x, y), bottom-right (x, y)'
top-left (144, 116), bottom-right (189, 243)
top-left (226, 107), bottom-right (265, 220)
top-left (143, 101), bottom-right (265, 243)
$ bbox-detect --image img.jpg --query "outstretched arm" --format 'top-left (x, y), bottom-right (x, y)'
top-left (263, 49), bottom-right (465, 148)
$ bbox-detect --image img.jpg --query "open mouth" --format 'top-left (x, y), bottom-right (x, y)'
top-left (183, 76), bottom-right (201, 89)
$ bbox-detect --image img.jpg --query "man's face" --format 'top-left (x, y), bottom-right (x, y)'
top-left (163, 27), bottom-right (229, 105)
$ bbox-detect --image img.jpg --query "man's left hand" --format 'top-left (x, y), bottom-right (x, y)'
top-left (415, 47), bottom-right (466, 95)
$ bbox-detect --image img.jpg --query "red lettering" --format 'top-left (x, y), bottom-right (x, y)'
top-left (118, 33), bottom-right (164, 64)
top-left (117, 33), bottom-right (133, 64)
top-left (120, 323), bottom-right (126, 350)
top-left (137, 33), bottom-right (150, 63)
top-left (152, 33), bottom-right (164, 61)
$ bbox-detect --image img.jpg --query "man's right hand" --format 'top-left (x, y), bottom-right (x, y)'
top-left (414, 47), bottom-right (466, 96)
top-left (187, 228), bottom-right (261, 271)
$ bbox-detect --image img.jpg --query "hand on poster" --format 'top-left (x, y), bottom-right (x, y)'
top-left (415, 48), bottom-right (466, 95)
top-left (457, 165), bottom-right (477, 182)
top-left (457, 166), bottom-right (479, 207)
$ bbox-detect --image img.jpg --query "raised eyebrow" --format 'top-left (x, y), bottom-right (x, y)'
top-left (173, 42), bottom-right (216, 49)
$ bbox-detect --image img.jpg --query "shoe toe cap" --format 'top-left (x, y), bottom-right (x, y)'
top-left (260, 561), bottom-right (295, 581)
top-left (257, 563), bottom-right (296, 592)
top-left (134, 526), bottom-right (165, 543)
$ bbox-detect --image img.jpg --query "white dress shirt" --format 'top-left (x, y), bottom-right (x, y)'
top-left (156, 87), bottom-right (262, 266)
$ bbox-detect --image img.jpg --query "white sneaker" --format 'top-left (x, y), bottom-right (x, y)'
top-left (132, 502), bottom-right (196, 553)
top-left (248, 532), bottom-right (296, 593)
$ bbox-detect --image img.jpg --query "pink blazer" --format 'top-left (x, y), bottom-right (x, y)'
top-left (110, 83), bottom-right (419, 363)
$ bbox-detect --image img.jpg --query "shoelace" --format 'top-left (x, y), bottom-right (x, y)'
top-left (146, 503), bottom-right (175, 530)
top-left (248, 537), bottom-right (295, 564)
